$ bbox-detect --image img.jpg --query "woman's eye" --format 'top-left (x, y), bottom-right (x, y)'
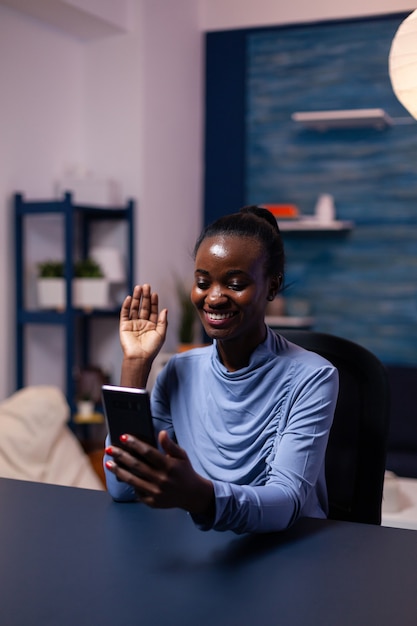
top-left (196, 280), bottom-right (209, 290)
top-left (229, 283), bottom-right (246, 291)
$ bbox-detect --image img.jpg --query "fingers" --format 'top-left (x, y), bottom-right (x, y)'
top-left (105, 433), bottom-right (184, 486)
top-left (120, 293), bottom-right (133, 322)
top-left (120, 285), bottom-right (162, 323)
top-left (106, 436), bottom-right (163, 472)
top-left (104, 457), bottom-right (153, 501)
top-left (156, 308), bottom-right (169, 341)
top-left (105, 438), bottom-right (164, 501)
top-left (158, 430), bottom-right (187, 459)
top-left (120, 285), bottom-right (145, 323)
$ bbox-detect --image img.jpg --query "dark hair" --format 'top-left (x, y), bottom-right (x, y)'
top-left (193, 205), bottom-right (285, 281)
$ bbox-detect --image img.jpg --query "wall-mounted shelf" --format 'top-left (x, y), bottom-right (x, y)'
top-left (278, 217), bottom-right (353, 232)
top-left (266, 315), bottom-right (314, 330)
top-left (291, 108), bottom-right (393, 130)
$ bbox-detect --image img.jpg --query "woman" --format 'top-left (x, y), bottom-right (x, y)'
top-left (104, 206), bottom-right (339, 534)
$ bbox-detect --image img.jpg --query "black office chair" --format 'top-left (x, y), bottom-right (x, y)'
top-left (279, 329), bottom-right (390, 525)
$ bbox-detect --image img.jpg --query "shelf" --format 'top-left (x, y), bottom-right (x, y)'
top-left (73, 412), bottom-right (105, 425)
top-left (15, 192), bottom-right (135, 419)
top-left (18, 308), bottom-right (121, 324)
top-left (15, 198), bottom-right (131, 219)
top-left (277, 217), bottom-right (353, 232)
top-left (291, 108), bottom-right (393, 130)
top-left (266, 315), bottom-right (314, 329)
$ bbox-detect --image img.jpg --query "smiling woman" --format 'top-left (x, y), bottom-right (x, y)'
top-left (190, 207), bottom-right (283, 370)
top-left (103, 206), bottom-right (338, 535)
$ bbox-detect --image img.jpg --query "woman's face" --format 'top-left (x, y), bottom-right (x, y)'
top-left (191, 234), bottom-right (276, 344)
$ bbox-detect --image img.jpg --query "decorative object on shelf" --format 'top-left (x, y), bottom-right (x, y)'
top-left (36, 260), bottom-right (65, 310)
top-left (74, 365), bottom-right (109, 422)
top-left (262, 204), bottom-right (299, 219)
top-left (76, 397), bottom-right (95, 420)
top-left (274, 194), bottom-right (353, 232)
top-left (314, 193), bottom-right (336, 224)
top-left (389, 9), bottom-right (417, 121)
top-left (73, 258), bottom-right (108, 309)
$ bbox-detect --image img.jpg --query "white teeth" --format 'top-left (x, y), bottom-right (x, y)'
top-left (206, 311), bottom-right (234, 320)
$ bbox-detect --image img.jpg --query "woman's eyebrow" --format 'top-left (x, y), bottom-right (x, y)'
top-left (195, 269), bottom-right (246, 277)
top-left (225, 269), bottom-right (246, 277)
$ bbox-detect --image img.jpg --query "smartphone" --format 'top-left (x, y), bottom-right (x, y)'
top-left (101, 384), bottom-right (157, 448)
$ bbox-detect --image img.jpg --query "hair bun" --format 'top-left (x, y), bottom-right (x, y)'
top-left (240, 205), bottom-right (280, 233)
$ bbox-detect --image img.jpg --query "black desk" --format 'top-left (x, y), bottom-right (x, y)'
top-left (1, 478), bottom-right (417, 626)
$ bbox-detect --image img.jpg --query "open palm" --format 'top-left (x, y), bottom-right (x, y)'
top-left (120, 284), bottom-right (168, 362)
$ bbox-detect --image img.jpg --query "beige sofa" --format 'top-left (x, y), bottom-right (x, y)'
top-left (0, 385), bottom-right (104, 490)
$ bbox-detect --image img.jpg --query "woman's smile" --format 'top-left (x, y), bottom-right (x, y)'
top-left (204, 310), bottom-right (238, 324)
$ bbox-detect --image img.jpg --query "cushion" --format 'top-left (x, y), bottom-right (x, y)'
top-left (0, 386), bottom-right (103, 490)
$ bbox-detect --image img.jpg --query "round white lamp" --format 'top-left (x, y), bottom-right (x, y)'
top-left (389, 9), bottom-right (417, 120)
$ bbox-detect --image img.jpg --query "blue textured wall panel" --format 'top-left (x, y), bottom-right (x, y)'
top-left (205, 14), bottom-right (416, 364)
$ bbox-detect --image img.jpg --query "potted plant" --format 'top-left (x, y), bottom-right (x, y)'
top-left (36, 258), bottom-right (108, 310)
top-left (36, 260), bottom-right (65, 310)
top-left (175, 277), bottom-right (198, 351)
top-left (73, 258), bottom-right (108, 309)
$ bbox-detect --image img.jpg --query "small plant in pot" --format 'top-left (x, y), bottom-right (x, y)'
top-left (38, 260), bottom-right (65, 278)
top-left (73, 258), bottom-right (108, 309)
top-left (74, 258), bottom-right (104, 279)
top-left (37, 258), bottom-right (108, 310)
top-left (37, 260), bottom-right (65, 309)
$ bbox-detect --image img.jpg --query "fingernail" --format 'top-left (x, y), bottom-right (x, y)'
top-left (120, 434), bottom-right (129, 443)
top-left (105, 446), bottom-right (113, 455)
top-left (105, 460), bottom-right (115, 470)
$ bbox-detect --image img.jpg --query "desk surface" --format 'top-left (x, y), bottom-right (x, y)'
top-left (1, 478), bottom-right (417, 626)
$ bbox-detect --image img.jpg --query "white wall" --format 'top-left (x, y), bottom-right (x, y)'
top-left (82, 0), bottom-right (202, 381)
top-left (0, 0), bottom-right (202, 399)
top-left (0, 0), bottom-right (411, 400)
top-left (0, 4), bottom-right (84, 397)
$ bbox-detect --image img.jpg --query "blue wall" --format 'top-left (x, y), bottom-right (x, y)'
top-left (205, 13), bottom-right (417, 365)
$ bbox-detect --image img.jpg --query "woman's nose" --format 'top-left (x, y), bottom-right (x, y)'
top-left (207, 285), bottom-right (226, 305)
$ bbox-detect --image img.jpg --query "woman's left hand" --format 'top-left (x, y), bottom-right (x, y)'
top-left (105, 431), bottom-right (214, 516)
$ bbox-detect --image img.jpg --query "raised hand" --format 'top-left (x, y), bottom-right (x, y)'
top-left (119, 284), bottom-right (168, 386)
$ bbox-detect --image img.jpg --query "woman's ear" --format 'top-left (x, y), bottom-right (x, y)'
top-left (267, 273), bottom-right (282, 301)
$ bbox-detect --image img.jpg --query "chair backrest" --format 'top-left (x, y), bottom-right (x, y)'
top-left (279, 329), bottom-right (390, 525)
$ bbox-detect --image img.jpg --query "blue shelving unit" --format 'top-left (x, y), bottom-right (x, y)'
top-left (14, 192), bottom-right (135, 416)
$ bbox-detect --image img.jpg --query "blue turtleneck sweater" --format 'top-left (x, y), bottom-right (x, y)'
top-left (104, 327), bottom-right (338, 534)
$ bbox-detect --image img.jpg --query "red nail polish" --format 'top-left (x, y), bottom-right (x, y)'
top-left (120, 434), bottom-right (128, 443)
top-left (105, 460), bottom-right (113, 469)
top-left (105, 446), bottom-right (112, 455)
